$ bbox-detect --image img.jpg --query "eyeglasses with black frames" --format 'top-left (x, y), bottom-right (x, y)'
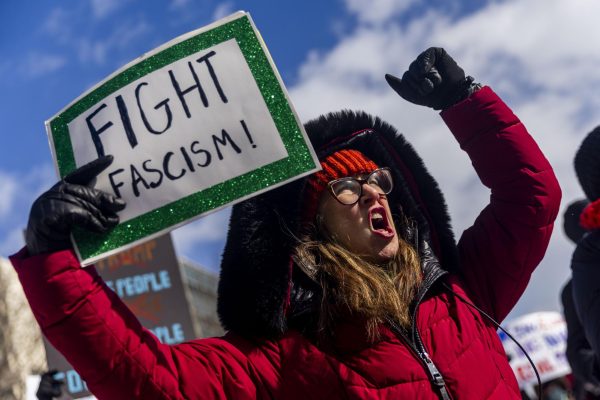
top-left (327, 168), bottom-right (393, 205)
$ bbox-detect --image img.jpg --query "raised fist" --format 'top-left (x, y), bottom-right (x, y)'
top-left (386, 47), bottom-right (474, 110)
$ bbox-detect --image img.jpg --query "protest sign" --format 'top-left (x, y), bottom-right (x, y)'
top-left (42, 234), bottom-right (195, 398)
top-left (46, 11), bottom-right (320, 265)
top-left (499, 311), bottom-right (570, 397)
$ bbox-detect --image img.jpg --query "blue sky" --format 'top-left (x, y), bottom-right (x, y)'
top-left (2, 0), bottom-right (600, 322)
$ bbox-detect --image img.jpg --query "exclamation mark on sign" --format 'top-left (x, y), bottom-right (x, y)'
top-left (240, 120), bottom-right (257, 148)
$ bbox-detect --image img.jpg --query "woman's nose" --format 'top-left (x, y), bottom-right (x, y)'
top-left (360, 183), bottom-right (381, 204)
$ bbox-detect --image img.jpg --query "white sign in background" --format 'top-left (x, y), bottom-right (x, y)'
top-left (500, 311), bottom-right (570, 396)
top-left (68, 38), bottom-right (288, 223)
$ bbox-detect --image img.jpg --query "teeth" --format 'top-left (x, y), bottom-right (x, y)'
top-left (371, 211), bottom-right (387, 230)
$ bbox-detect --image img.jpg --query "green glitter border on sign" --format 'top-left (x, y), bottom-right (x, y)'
top-left (48, 14), bottom-right (315, 262)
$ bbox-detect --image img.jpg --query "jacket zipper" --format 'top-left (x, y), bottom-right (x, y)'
top-left (387, 319), bottom-right (451, 400)
top-left (412, 306), bottom-right (453, 400)
top-left (387, 268), bottom-right (453, 400)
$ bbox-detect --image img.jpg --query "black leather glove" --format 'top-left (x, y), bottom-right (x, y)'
top-left (36, 370), bottom-right (63, 400)
top-left (385, 47), bottom-right (475, 110)
top-left (26, 155), bottom-right (126, 255)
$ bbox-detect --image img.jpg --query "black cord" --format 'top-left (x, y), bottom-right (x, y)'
top-left (441, 282), bottom-right (543, 400)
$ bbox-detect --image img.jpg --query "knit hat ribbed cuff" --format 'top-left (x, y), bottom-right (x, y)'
top-left (302, 149), bottom-right (379, 224)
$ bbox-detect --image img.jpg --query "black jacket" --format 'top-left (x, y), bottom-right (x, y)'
top-left (571, 231), bottom-right (600, 397)
top-left (562, 279), bottom-right (600, 399)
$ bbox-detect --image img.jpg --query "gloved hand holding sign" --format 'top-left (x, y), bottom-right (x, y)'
top-left (25, 155), bottom-right (126, 255)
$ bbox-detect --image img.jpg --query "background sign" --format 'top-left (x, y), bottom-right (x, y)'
top-left (499, 311), bottom-right (571, 397)
top-left (46, 11), bottom-right (319, 265)
top-left (42, 234), bottom-right (194, 399)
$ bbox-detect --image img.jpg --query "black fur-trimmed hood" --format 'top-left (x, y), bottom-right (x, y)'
top-left (217, 110), bottom-right (458, 338)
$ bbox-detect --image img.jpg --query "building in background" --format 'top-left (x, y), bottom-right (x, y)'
top-left (0, 255), bottom-right (222, 400)
top-left (0, 257), bottom-right (46, 400)
top-left (181, 258), bottom-right (224, 338)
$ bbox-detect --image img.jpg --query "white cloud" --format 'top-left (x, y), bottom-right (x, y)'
top-left (41, 5), bottom-right (150, 68)
top-left (0, 164), bottom-right (54, 223)
top-left (508, 232), bottom-right (574, 320)
top-left (0, 165), bottom-right (56, 258)
top-left (90, 0), bottom-right (123, 19)
top-left (344, 0), bottom-right (420, 24)
top-left (212, 2), bottom-right (235, 21)
top-left (169, 0), bottom-right (192, 10)
top-left (76, 20), bottom-right (150, 65)
top-left (289, 0), bottom-right (600, 318)
top-left (429, 0), bottom-right (600, 101)
top-left (42, 7), bottom-right (72, 42)
top-left (0, 173), bottom-right (17, 219)
top-left (21, 53), bottom-right (67, 78)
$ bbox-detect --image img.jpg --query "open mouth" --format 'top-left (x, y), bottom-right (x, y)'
top-left (369, 206), bottom-right (395, 238)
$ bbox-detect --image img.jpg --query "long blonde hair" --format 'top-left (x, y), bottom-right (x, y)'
top-left (294, 219), bottom-right (422, 342)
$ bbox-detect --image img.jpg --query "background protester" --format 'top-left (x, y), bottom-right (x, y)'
top-left (570, 126), bottom-right (600, 399)
top-left (561, 199), bottom-right (600, 400)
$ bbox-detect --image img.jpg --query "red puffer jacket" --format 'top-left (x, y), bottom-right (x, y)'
top-left (11, 87), bottom-right (561, 399)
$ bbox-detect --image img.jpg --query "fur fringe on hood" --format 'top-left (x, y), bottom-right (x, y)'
top-left (217, 110), bottom-right (458, 338)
